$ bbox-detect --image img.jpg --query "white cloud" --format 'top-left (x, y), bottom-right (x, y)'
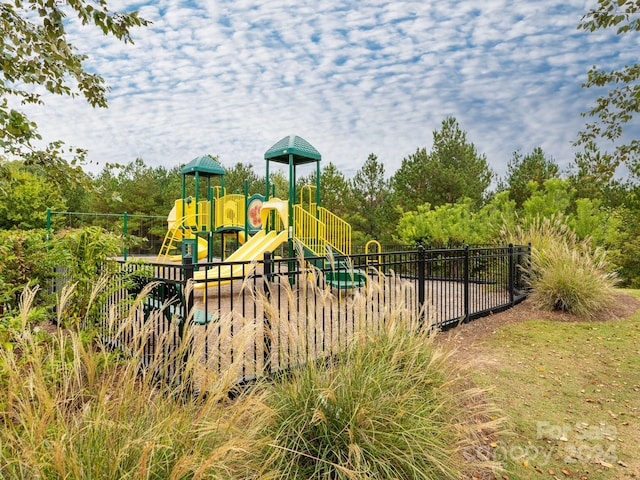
top-left (16, 0), bottom-right (639, 186)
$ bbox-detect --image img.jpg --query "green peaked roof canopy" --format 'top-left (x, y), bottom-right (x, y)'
top-left (264, 134), bottom-right (321, 165)
top-left (181, 154), bottom-right (226, 177)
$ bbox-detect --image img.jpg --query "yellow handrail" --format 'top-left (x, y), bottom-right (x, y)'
top-left (365, 239), bottom-right (382, 266)
top-left (293, 205), bottom-right (326, 255)
top-left (212, 185), bottom-right (225, 199)
top-left (299, 184), bottom-right (316, 208)
top-left (318, 206), bottom-right (351, 255)
top-left (292, 204), bottom-right (352, 256)
top-left (157, 212), bottom-right (201, 262)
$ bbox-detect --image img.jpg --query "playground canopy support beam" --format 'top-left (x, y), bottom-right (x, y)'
top-left (264, 134), bottom-right (322, 259)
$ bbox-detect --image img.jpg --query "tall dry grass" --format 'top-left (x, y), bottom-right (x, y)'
top-left (502, 215), bottom-right (617, 317)
top-left (1, 262), bottom-right (503, 479)
top-left (248, 261), bottom-right (502, 479)
top-left (0, 282), bottom-right (268, 479)
top-left (258, 315), bottom-right (502, 479)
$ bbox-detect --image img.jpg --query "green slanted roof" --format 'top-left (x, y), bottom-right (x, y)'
top-left (181, 154), bottom-right (226, 177)
top-left (264, 135), bottom-right (321, 165)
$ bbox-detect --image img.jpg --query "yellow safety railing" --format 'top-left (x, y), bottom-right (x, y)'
top-left (214, 194), bottom-right (245, 230)
top-left (174, 197), bottom-right (210, 231)
top-left (197, 200), bottom-right (211, 230)
top-left (293, 204), bottom-right (326, 255)
top-left (318, 206), bottom-right (351, 255)
top-left (293, 203), bottom-right (352, 256)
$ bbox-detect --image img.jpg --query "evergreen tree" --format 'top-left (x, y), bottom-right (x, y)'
top-left (499, 147), bottom-right (559, 208)
top-left (391, 117), bottom-right (493, 211)
top-left (349, 154), bottom-right (396, 242)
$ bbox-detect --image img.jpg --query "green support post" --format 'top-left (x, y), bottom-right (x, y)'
top-left (195, 172), bottom-right (200, 229)
top-left (288, 154), bottom-right (295, 260)
top-left (265, 161), bottom-right (270, 200)
top-left (316, 160), bottom-right (321, 207)
top-left (123, 211), bottom-right (128, 261)
top-left (46, 208), bottom-right (51, 242)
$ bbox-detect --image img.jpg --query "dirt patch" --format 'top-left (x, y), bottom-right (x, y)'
top-left (435, 292), bottom-right (640, 361)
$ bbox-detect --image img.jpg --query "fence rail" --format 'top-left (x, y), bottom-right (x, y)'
top-left (93, 244), bottom-right (529, 388)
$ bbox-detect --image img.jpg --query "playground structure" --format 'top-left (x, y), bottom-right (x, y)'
top-left (157, 135), bottom-right (367, 289)
top-left (157, 154), bottom-right (265, 263)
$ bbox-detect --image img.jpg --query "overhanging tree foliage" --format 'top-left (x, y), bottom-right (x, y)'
top-left (0, 0), bottom-right (148, 186)
top-left (576, 0), bottom-right (640, 175)
top-left (567, 141), bottom-right (625, 203)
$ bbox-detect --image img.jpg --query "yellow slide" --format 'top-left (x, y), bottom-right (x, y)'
top-left (193, 229), bottom-right (288, 286)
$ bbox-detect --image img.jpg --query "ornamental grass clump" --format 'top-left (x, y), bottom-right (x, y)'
top-left (528, 242), bottom-right (617, 318)
top-left (502, 215), bottom-right (618, 317)
top-left (0, 282), bottom-right (268, 479)
top-left (259, 318), bottom-right (501, 480)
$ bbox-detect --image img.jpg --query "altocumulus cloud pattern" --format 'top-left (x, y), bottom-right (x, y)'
top-left (23, 0), bottom-right (639, 179)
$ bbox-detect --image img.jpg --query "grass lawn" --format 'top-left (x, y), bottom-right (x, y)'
top-left (468, 290), bottom-right (640, 479)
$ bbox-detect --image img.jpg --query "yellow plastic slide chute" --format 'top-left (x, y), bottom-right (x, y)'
top-left (193, 198), bottom-right (289, 287)
top-left (193, 230), bottom-right (287, 287)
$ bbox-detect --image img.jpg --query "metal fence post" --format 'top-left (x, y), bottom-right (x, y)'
top-left (417, 244), bottom-right (425, 328)
top-left (123, 211), bottom-right (128, 261)
top-left (263, 251), bottom-right (273, 375)
top-left (463, 244), bottom-right (470, 323)
top-left (183, 254), bottom-right (194, 316)
top-left (527, 242), bottom-right (532, 292)
top-left (180, 254), bottom-right (194, 389)
top-left (508, 243), bottom-right (515, 306)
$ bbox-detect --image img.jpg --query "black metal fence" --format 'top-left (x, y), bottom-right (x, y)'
top-left (93, 244), bottom-right (529, 388)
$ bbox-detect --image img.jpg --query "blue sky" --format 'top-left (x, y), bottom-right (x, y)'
top-left (24, 0), bottom-right (639, 182)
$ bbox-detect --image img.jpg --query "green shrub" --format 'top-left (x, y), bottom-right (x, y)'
top-left (0, 229), bottom-right (66, 313)
top-left (396, 192), bottom-right (516, 245)
top-left (259, 321), bottom-right (499, 479)
top-left (0, 226), bottom-right (124, 323)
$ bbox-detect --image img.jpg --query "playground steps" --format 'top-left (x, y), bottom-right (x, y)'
top-left (193, 308), bottom-right (216, 325)
top-left (157, 227), bottom-right (181, 261)
top-left (324, 253), bottom-right (367, 290)
top-left (303, 246), bottom-right (367, 290)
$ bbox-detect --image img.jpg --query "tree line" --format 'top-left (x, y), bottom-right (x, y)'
top-left (3, 115), bottom-right (640, 286)
top-left (1, 0), bottom-right (640, 286)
